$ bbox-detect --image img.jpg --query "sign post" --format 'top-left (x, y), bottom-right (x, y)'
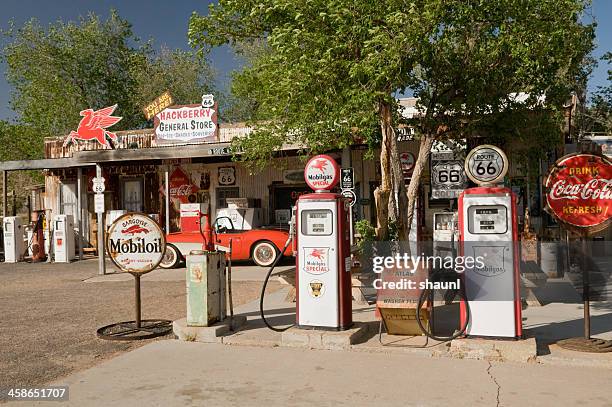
top-left (96, 213), bottom-right (172, 340)
top-left (544, 153), bottom-right (612, 352)
top-left (95, 165), bottom-right (106, 276)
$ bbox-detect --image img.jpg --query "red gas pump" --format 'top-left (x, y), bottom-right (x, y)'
top-left (295, 155), bottom-right (352, 330)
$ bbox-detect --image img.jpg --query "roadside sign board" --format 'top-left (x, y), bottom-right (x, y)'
top-left (92, 176), bottom-right (105, 194)
top-left (465, 144), bottom-right (508, 185)
top-left (94, 193), bottom-right (105, 214)
top-left (341, 168), bottom-right (354, 190)
top-left (106, 213), bottom-right (166, 274)
top-left (431, 160), bottom-right (467, 199)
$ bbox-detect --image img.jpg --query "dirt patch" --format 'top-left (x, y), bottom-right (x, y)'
top-left (0, 260), bottom-right (280, 387)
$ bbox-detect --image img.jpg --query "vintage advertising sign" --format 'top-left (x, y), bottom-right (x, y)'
top-left (169, 167), bottom-right (199, 204)
top-left (545, 153), bottom-right (612, 233)
top-left (143, 91), bottom-right (173, 121)
top-left (303, 248), bottom-right (330, 274)
top-left (341, 189), bottom-right (357, 207)
top-left (304, 154), bottom-right (340, 191)
top-left (64, 104), bottom-right (122, 148)
top-left (465, 144), bottom-right (508, 185)
top-left (154, 102), bottom-right (218, 144)
top-left (106, 213), bottom-right (166, 274)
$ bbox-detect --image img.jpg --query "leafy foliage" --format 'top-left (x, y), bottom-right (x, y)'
top-left (190, 0), bottom-right (595, 239)
top-left (2, 9), bottom-right (217, 139)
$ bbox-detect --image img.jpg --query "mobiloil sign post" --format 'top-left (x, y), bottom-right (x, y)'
top-left (296, 155), bottom-right (352, 330)
top-left (459, 145), bottom-right (522, 338)
top-left (97, 213), bottom-right (173, 340)
top-left (544, 153), bottom-right (612, 352)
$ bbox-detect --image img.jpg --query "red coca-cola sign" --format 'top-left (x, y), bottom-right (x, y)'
top-left (545, 153), bottom-right (612, 232)
top-left (169, 167), bottom-right (199, 204)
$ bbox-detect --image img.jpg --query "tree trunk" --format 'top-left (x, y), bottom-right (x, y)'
top-left (375, 100), bottom-right (408, 241)
top-left (405, 133), bottom-right (435, 237)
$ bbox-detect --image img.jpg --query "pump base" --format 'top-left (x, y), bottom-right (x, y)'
top-left (282, 323), bottom-right (367, 350)
top-left (296, 324), bottom-right (354, 332)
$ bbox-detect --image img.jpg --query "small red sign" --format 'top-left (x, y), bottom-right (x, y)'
top-left (545, 153), bottom-right (612, 232)
top-left (304, 155), bottom-right (339, 191)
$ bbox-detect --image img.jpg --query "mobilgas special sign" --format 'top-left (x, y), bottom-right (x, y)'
top-left (304, 154), bottom-right (340, 191)
top-left (106, 213), bottom-right (166, 274)
top-left (154, 102), bottom-right (218, 144)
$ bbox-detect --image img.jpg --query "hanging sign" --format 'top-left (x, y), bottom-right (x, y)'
top-left (63, 105), bottom-right (122, 148)
top-left (143, 91), bottom-right (173, 121)
top-left (465, 144), bottom-right (508, 185)
top-left (304, 155), bottom-right (340, 192)
top-left (106, 213), bottom-right (166, 274)
top-left (545, 153), bottom-right (612, 233)
top-left (154, 101), bottom-right (218, 144)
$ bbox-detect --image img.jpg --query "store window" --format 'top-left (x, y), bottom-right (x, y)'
top-left (216, 187), bottom-right (240, 209)
top-left (60, 182), bottom-right (77, 217)
top-left (122, 178), bottom-right (144, 212)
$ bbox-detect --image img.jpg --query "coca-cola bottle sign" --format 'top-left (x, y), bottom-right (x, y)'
top-left (545, 153), bottom-right (612, 232)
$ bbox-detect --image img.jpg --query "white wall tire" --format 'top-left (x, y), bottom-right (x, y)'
top-left (159, 243), bottom-right (182, 269)
top-left (252, 241), bottom-right (279, 267)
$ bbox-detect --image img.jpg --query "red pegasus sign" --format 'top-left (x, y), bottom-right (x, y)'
top-left (545, 153), bottom-right (612, 233)
top-left (63, 104), bottom-right (122, 148)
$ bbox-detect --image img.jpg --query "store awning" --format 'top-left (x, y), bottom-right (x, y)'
top-left (0, 158), bottom-right (96, 171)
top-left (73, 142), bottom-right (235, 163)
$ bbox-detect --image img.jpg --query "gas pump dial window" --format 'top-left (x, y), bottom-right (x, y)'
top-left (301, 210), bottom-right (333, 236)
top-left (467, 205), bottom-right (508, 234)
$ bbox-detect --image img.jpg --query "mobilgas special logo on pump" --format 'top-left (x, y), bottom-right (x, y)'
top-left (107, 213), bottom-right (166, 274)
top-left (303, 248), bottom-right (330, 274)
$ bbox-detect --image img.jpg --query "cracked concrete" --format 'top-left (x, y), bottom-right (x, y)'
top-left (487, 361), bottom-right (501, 407)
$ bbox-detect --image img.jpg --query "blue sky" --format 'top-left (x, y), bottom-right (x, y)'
top-left (0, 0), bottom-right (610, 121)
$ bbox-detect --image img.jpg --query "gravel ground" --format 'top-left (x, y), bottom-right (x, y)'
top-left (0, 259), bottom-right (280, 388)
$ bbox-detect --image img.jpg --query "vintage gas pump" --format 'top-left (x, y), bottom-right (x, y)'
top-left (459, 145), bottom-right (522, 338)
top-left (3, 216), bottom-right (24, 263)
top-left (53, 214), bottom-right (75, 263)
top-left (295, 154), bottom-right (352, 330)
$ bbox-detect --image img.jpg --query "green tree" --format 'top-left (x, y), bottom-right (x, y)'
top-left (190, 0), bottom-right (594, 240)
top-left (581, 52), bottom-right (612, 134)
top-left (2, 10), bottom-right (218, 142)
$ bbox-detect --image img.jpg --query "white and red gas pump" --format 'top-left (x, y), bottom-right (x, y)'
top-left (458, 145), bottom-right (522, 338)
top-left (295, 154), bottom-right (352, 330)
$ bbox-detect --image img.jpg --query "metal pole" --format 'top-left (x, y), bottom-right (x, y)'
top-left (165, 168), bottom-right (170, 233)
top-left (582, 237), bottom-right (591, 339)
top-left (76, 167), bottom-right (83, 260)
top-left (96, 164), bottom-right (106, 275)
top-left (2, 171), bottom-right (6, 218)
top-left (135, 274), bottom-right (141, 329)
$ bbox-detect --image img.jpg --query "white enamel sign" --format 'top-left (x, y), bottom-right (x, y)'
top-left (106, 213), bottom-right (166, 274)
top-left (465, 145), bottom-right (508, 185)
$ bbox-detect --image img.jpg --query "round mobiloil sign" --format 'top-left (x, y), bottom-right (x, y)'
top-left (304, 154), bottom-right (340, 191)
top-left (464, 144), bottom-right (509, 185)
top-left (545, 153), bottom-right (612, 234)
top-left (106, 213), bottom-right (166, 274)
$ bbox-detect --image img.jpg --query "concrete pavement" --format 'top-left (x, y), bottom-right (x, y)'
top-left (12, 340), bottom-right (612, 407)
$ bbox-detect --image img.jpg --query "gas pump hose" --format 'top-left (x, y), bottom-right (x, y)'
top-left (415, 270), bottom-right (470, 342)
top-left (259, 237), bottom-right (294, 332)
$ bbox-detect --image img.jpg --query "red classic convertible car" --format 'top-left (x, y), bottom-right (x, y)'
top-left (159, 216), bottom-right (292, 268)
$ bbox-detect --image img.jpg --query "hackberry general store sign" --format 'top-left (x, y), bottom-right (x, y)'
top-left (545, 153), bottom-right (612, 233)
top-left (106, 213), bottom-right (166, 274)
top-left (154, 102), bottom-right (218, 144)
